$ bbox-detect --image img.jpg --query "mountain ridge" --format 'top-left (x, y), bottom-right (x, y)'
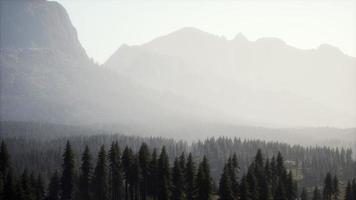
top-left (105, 27), bottom-right (356, 128)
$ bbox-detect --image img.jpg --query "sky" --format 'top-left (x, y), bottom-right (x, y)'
top-left (55, 0), bottom-right (356, 64)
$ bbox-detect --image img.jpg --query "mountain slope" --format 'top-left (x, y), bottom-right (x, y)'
top-left (0, 1), bottom-right (230, 130)
top-left (105, 27), bottom-right (356, 127)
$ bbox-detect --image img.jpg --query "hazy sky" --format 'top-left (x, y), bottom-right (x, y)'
top-left (55, 0), bottom-right (356, 64)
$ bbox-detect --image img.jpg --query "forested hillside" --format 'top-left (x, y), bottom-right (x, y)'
top-left (1, 139), bottom-right (355, 200)
top-left (1, 122), bottom-right (355, 190)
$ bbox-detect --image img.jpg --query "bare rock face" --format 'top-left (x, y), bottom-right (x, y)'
top-left (0, 0), bottom-right (87, 60)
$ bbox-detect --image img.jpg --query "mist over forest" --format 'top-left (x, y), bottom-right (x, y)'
top-left (0, 0), bottom-right (355, 200)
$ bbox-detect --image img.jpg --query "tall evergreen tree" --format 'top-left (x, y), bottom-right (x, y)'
top-left (79, 145), bottom-right (92, 200)
top-left (148, 148), bottom-right (158, 200)
top-left (92, 145), bottom-right (109, 200)
top-left (122, 146), bottom-right (133, 200)
top-left (239, 176), bottom-right (252, 200)
top-left (47, 171), bottom-right (60, 200)
top-left (172, 158), bottom-right (184, 200)
top-left (60, 141), bottom-right (75, 200)
top-left (196, 156), bottom-right (212, 200)
top-left (109, 142), bottom-right (123, 200)
top-left (157, 146), bottom-right (171, 200)
top-left (219, 164), bottom-right (234, 200)
top-left (138, 143), bottom-right (150, 200)
top-left (128, 156), bottom-right (140, 200)
top-left (179, 152), bottom-right (186, 174)
top-left (185, 153), bottom-right (196, 200)
top-left (229, 153), bottom-right (240, 197)
top-left (246, 166), bottom-right (258, 200)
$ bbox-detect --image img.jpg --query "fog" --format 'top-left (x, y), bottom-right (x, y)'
top-left (0, 0), bottom-right (355, 148)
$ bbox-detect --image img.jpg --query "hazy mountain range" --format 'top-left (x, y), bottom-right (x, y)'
top-left (0, 0), bottom-right (355, 144)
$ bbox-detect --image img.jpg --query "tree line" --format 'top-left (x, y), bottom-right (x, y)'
top-left (3, 123), bottom-right (355, 188)
top-left (1, 140), bottom-right (355, 200)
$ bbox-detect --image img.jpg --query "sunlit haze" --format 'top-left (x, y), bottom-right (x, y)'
top-left (55, 0), bottom-right (356, 64)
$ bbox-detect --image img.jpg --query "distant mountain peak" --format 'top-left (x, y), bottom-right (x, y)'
top-left (173, 27), bottom-right (208, 35)
top-left (255, 37), bottom-right (287, 46)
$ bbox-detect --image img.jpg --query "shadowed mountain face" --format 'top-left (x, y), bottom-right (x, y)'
top-left (105, 27), bottom-right (356, 127)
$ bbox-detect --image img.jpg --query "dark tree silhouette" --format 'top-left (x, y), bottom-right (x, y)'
top-left (157, 147), bottom-right (170, 200)
top-left (171, 157), bottom-right (184, 200)
top-left (92, 145), bottom-right (109, 200)
top-left (109, 142), bottom-right (123, 200)
top-left (79, 145), bottom-right (92, 200)
top-left (196, 156), bottom-right (212, 200)
top-left (60, 141), bottom-right (75, 200)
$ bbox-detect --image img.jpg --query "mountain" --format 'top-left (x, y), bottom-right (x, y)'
top-left (1, 1), bottom-right (355, 143)
top-left (0, 0), bottom-right (227, 132)
top-left (105, 27), bottom-right (356, 127)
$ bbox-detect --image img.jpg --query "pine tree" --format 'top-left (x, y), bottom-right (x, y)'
top-left (196, 156), bottom-right (212, 200)
top-left (239, 176), bottom-right (252, 200)
top-left (312, 187), bottom-right (322, 200)
top-left (92, 145), bottom-right (109, 200)
top-left (47, 171), bottom-right (60, 200)
top-left (128, 156), bottom-right (140, 200)
top-left (323, 173), bottom-right (333, 200)
top-left (246, 166), bottom-right (258, 200)
top-left (185, 153), bottom-right (196, 200)
top-left (139, 143), bottom-right (150, 200)
top-left (179, 152), bottom-right (186, 175)
top-left (148, 148), bottom-right (158, 200)
top-left (0, 141), bottom-right (10, 176)
top-left (109, 142), bottom-right (123, 200)
top-left (300, 187), bottom-right (308, 200)
top-left (219, 164), bottom-right (234, 200)
top-left (157, 146), bottom-right (171, 200)
top-left (276, 152), bottom-right (285, 178)
top-left (172, 158), bottom-right (184, 200)
top-left (122, 146), bottom-right (133, 200)
top-left (79, 145), bottom-right (92, 200)
top-left (60, 141), bottom-right (75, 200)
top-left (229, 153), bottom-right (240, 198)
